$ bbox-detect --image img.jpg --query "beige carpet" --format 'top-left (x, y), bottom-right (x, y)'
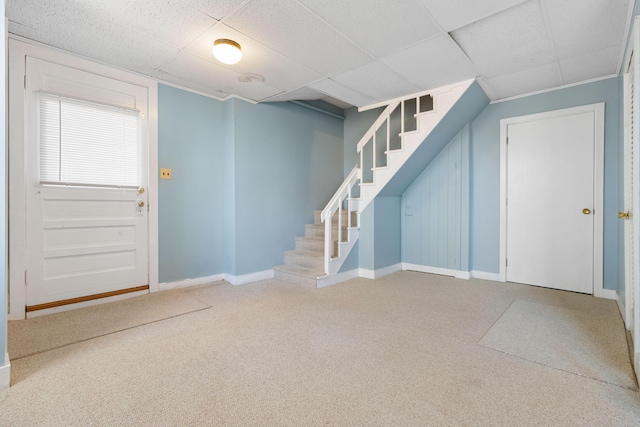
top-left (8, 287), bottom-right (211, 359)
top-left (478, 299), bottom-right (637, 389)
top-left (1, 272), bottom-right (639, 426)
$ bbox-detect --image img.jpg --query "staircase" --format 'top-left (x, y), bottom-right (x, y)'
top-left (274, 79), bottom-right (487, 287)
top-left (273, 210), bottom-right (355, 286)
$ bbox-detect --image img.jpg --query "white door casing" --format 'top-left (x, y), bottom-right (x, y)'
top-left (499, 103), bottom-right (605, 296)
top-left (9, 39), bottom-right (159, 319)
top-left (505, 112), bottom-right (595, 293)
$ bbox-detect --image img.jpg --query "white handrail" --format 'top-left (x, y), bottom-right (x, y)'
top-left (321, 165), bottom-right (360, 274)
top-left (319, 88), bottom-right (440, 276)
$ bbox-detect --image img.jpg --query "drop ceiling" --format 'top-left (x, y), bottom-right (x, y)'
top-left (6, 0), bottom-right (634, 108)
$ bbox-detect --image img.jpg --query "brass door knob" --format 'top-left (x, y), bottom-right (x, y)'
top-left (619, 211), bottom-right (631, 219)
top-left (138, 187), bottom-right (145, 194)
top-left (582, 208), bottom-right (591, 215)
top-left (138, 200), bottom-right (145, 208)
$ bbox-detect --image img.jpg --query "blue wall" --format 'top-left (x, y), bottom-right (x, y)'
top-left (358, 197), bottom-right (402, 271)
top-left (231, 101), bottom-right (344, 275)
top-left (470, 77), bottom-right (621, 290)
top-left (158, 85), bottom-right (226, 283)
top-left (158, 86), bottom-right (344, 281)
top-left (402, 125), bottom-right (470, 271)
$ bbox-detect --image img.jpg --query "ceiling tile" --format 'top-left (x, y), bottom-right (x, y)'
top-left (450, 1), bottom-right (555, 78)
top-left (179, 0), bottom-right (244, 20)
top-left (186, 24), bottom-right (322, 92)
top-left (264, 87), bottom-right (328, 102)
top-left (542, 0), bottom-right (631, 58)
top-left (331, 62), bottom-right (422, 102)
top-left (309, 79), bottom-right (377, 107)
top-left (223, 0), bottom-right (372, 76)
top-left (53, 0), bottom-right (216, 49)
top-left (155, 52), bottom-right (282, 101)
top-left (322, 97), bottom-right (353, 110)
top-left (7, 7), bottom-right (179, 76)
top-left (382, 35), bottom-right (477, 92)
top-left (298, 0), bottom-right (442, 58)
top-left (487, 62), bottom-right (562, 100)
top-left (420, 0), bottom-right (527, 31)
top-left (559, 46), bottom-right (620, 85)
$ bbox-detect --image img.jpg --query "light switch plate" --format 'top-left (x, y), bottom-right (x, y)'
top-left (160, 168), bottom-right (172, 179)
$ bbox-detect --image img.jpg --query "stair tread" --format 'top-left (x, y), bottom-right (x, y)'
top-left (296, 236), bottom-right (323, 241)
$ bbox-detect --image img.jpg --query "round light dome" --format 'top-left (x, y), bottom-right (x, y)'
top-left (213, 39), bottom-right (242, 65)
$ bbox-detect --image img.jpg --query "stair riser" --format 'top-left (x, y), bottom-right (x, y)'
top-left (285, 252), bottom-right (324, 270)
top-left (295, 238), bottom-right (324, 252)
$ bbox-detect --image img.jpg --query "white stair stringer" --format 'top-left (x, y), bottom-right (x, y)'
top-left (354, 80), bottom-right (473, 213)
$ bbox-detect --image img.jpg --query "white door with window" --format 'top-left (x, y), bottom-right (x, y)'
top-left (25, 57), bottom-right (149, 312)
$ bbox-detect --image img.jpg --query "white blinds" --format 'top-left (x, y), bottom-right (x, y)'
top-left (39, 93), bottom-right (141, 187)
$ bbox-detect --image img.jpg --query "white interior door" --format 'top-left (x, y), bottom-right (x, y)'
top-left (623, 55), bottom-right (636, 339)
top-left (506, 111), bottom-right (596, 294)
top-left (25, 57), bottom-right (149, 311)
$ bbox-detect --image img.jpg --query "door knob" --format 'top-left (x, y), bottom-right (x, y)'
top-left (138, 200), bottom-right (145, 208)
top-left (618, 211), bottom-right (631, 219)
top-left (582, 208), bottom-right (591, 215)
top-left (138, 187), bottom-right (145, 194)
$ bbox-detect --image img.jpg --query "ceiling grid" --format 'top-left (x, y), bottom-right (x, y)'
top-left (6, 0), bottom-right (634, 107)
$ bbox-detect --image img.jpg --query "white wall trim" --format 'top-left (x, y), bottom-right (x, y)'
top-left (597, 288), bottom-right (618, 301)
top-left (317, 269), bottom-right (360, 288)
top-left (8, 39), bottom-right (160, 319)
top-left (616, 291), bottom-right (626, 324)
top-left (489, 75), bottom-right (617, 105)
top-left (159, 274), bottom-right (225, 292)
top-left (402, 263), bottom-right (470, 280)
top-left (470, 270), bottom-right (502, 281)
top-left (360, 263), bottom-right (402, 280)
top-left (224, 269), bottom-right (274, 286)
top-left (499, 103), bottom-right (606, 297)
top-left (0, 353), bottom-right (10, 390)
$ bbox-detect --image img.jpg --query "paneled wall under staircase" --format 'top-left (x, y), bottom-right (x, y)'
top-left (401, 125), bottom-right (470, 276)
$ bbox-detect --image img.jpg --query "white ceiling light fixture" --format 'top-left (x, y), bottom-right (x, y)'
top-left (213, 39), bottom-right (242, 64)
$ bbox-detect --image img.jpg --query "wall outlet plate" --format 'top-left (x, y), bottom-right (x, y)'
top-left (160, 168), bottom-right (172, 179)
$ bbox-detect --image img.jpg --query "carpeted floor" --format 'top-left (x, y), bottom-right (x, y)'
top-left (1, 271), bottom-right (639, 426)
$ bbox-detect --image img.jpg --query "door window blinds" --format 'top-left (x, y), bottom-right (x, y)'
top-left (39, 93), bottom-right (141, 187)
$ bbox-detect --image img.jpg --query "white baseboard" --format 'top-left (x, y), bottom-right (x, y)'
top-left (635, 352), bottom-right (640, 388)
top-left (470, 270), bottom-right (501, 281)
top-left (0, 353), bottom-right (10, 390)
top-left (317, 269), bottom-right (360, 288)
top-left (225, 269), bottom-right (274, 286)
top-left (615, 291), bottom-right (626, 326)
top-left (403, 263), bottom-right (470, 280)
top-left (159, 274), bottom-right (224, 291)
top-left (360, 263), bottom-right (402, 280)
top-left (595, 287), bottom-right (617, 300)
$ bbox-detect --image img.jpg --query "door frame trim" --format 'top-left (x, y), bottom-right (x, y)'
top-left (8, 38), bottom-right (160, 319)
top-left (499, 103), bottom-right (605, 296)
